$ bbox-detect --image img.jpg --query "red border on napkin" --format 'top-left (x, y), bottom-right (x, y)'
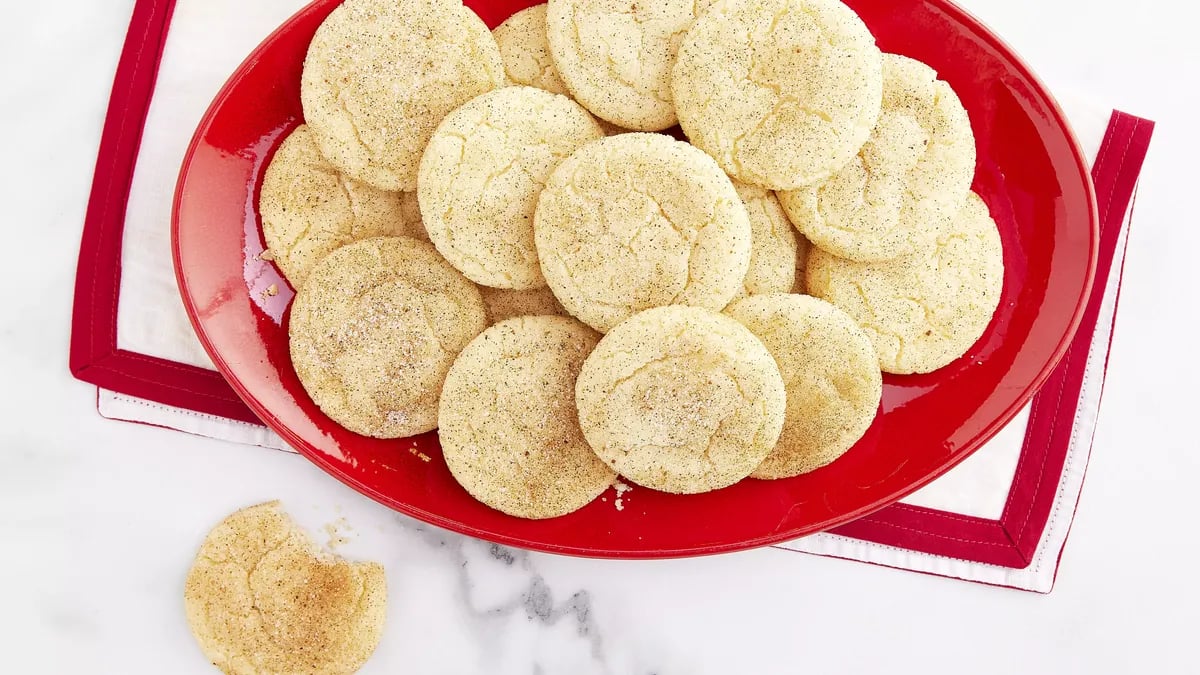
top-left (69, 0), bottom-right (259, 425)
top-left (69, 0), bottom-right (1153, 567)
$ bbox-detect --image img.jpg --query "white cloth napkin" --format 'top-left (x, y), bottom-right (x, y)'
top-left (92, 0), bottom-right (1138, 591)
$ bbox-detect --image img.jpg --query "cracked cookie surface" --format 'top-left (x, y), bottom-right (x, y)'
top-left (806, 192), bottom-right (1003, 374)
top-left (493, 6), bottom-right (630, 136)
top-left (183, 502), bottom-right (386, 675)
top-left (259, 125), bottom-right (416, 289)
top-left (301, 0), bottom-right (505, 191)
top-left (672, 0), bottom-right (883, 190)
top-left (778, 54), bottom-right (976, 262)
top-left (729, 181), bottom-right (799, 301)
top-left (439, 316), bottom-right (615, 518)
top-left (726, 293), bottom-right (881, 478)
top-left (575, 306), bottom-right (786, 493)
top-left (546, 0), bottom-right (706, 130)
top-left (288, 237), bottom-right (486, 438)
top-left (419, 86), bottom-right (604, 289)
top-left (534, 133), bottom-right (751, 333)
top-left (494, 4), bottom-right (569, 95)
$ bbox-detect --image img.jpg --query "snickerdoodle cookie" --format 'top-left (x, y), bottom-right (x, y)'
top-left (806, 192), bottom-right (1003, 374)
top-left (288, 237), bottom-right (487, 437)
top-left (778, 54), bottom-right (976, 261)
top-left (575, 306), bottom-right (786, 493)
top-left (301, 0), bottom-right (505, 191)
top-left (534, 133), bottom-right (751, 332)
top-left (260, 125), bottom-right (415, 288)
top-left (439, 316), bottom-right (614, 518)
top-left (184, 502), bottom-right (386, 675)
top-left (672, 0), bottom-right (883, 189)
top-left (418, 86), bottom-right (603, 289)
top-left (727, 293), bottom-right (881, 477)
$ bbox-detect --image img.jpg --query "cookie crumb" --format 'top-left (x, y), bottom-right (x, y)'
top-left (323, 516), bottom-right (352, 549)
top-left (613, 480), bottom-right (633, 511)
top-left (259, 248), bottom-right (276, 261)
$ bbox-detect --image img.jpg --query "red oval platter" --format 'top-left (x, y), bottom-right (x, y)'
top-left (174, 0), bottom-right (1097, 558)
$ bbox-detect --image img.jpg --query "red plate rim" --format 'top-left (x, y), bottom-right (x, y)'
top-left (172, 0), bottom-right (1098, 558)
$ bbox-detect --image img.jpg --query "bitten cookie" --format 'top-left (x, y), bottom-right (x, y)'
top-left (778, 54), bottom-right (976, 261)
top-left (726, 294), bottom-right (881, 478)
top-left (301, 0), bottom-right (505, 191)
top-left (729, 181), bottom-right (799, 301)
top-left (259, 125), bottom-right (414, 289)
top-left (545, 0), bottom-right (705, 130)
top-left (288, 237), bottom-right (487, 438)
top-left (534, 133), bottom-right (751, 332)
top-left (419, 86), bottom-right (604, 289)
top-left (439, 316), bottom-right (615, 518)
top-left (494, 4), bottom-right (569, 95)
top-left (672, 0), bottom-right (883, 189)
top-left (806, 192), bottom-right (1004, 374)
top-left (184, 502), bottom-right (386, 675)
top-left (481, 286), bottom-right (568, 323)
top-left (575, 306), bottom-right (786, 493)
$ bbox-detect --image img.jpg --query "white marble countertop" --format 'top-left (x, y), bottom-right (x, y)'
top-left (3, 0), bottom-right (1198, 673)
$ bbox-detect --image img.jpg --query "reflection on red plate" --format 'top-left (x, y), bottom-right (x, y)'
top-left (173, 0), bottom-right (1097, 558)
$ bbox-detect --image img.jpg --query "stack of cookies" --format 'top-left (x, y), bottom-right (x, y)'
top-left (263, 0), bottom-right (1004, 519)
